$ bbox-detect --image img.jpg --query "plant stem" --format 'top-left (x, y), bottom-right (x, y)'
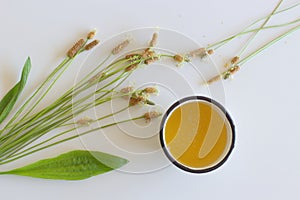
top-left (237, 0), bottom-right (284, 57)
top-left (0, 57), bottom-right (131, 145)
top-left (207, 1), bottom-right (299, 50)
top-left (237, 24), bottom-right (300, 66)
top-left (0, 116), bottom-right (144, 165)
top-left (0, 58), bottom-right (70, 134)
top-left (1, 106), bottom-right (130, 161)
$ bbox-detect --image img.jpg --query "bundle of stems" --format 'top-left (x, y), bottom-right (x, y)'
top-left (0, 32), bottom-right (169, 165)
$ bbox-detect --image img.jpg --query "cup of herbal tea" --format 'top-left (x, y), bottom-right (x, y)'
top-left (160, 96), bottom-right (235, 173)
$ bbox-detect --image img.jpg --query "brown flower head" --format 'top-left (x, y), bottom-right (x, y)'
top-left (87, 30), bottom-right (96, 40)
top-left (67, 38), bottom-right (85, 58)
top-left (144, 111), bottom-right (162, 122)
top-left (144, 57), bottom-right (159, 65)
top-left (112, 39), bottom-right (130, 55)
top-left (188, 48), bottom-right (208, 59)
top-left (84, 40), bottom-right (100, 50)
top-left (149, 32), bottom-right (158, 47)
top-left (76, 117), bottom-right (94, 126)
top-left (129, 95), bottom-right (146, 106)
top-left (173, 54), bottom-right (184, 63)
top-left (231, 56), bottom-right (240, 65)
top-left (120, 86), bottom-right (134, 94)
top-left (125, 63), bottom-right (138, 72)
top-left (142, 87), bottom-right (158, 94)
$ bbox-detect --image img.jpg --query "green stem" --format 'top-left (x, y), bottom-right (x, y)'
top-left (0, 58), bottom-right (70, 133)
top-left (237, 24), bottom-right (300, 66)
top-left (237, 0), bottom-right (284, 57)
top-left (0, 74), bottom-right (128, 158)
top-left (0, 67), bottom-right (133, 159)
top-left (0, 58), bottom-right (131, 144)
top-left (208, 1), bottom-right (299, 50)
top-left (1, 106), bottom-right (130, 161)
top-left (0, 116), bottom-right (143, 165)
top-left (208, 18), bottom-right (300, 51)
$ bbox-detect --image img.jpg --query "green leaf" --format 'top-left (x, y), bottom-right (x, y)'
top-left (0, 57), bottom-right (31, 124)
top-left (0, 150), bottom-right (128, 180)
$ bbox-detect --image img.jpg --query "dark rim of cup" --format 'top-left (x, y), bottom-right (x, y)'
top-left (159, 96), bottom-right (236, 173)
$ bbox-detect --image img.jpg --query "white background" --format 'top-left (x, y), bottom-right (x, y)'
top-left (0, 0), bottom-right (300, 199)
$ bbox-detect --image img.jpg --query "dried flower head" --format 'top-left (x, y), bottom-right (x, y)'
top-left (76, 117), bottom-right (93, 126)
top-left (188, 48), bottom-right (208, 59)
top-left (84, 40), bottom-right (100, 50)
top-left (67, 38), bottom-right (85, 58)
top-left (207, 74), bottom-right (222, 84)
top-left (112, 39), bottom-right (130, 55)
top-left (149, 32), bottom-right (158, 47)
top-left (142, 87), bottom-right (158, 94)
top-left (141, 48), bottom-right (155, 59)
top-left (125, 53), bottom-right (141, 61)
top-left (223, 65), bottom-right (240, 80)
top-left (120, 86), bottom-right (134, 94)
top-left (173, 54), bottom-right (184, 63)
top-left (144, 57), bottom-right (158, 65)
top-left (207, 49), bottom-right (214, 55)
top-left (87, 30), bottom-right (96, 40)
top-left (144, 111), bottom-right (162, 122)
top-left (125, 63), bottom-right (138, 72)
top-left (129, 95), bottom-right (146, 106)
top-left (228, 65), bottom-right (240, 75)
top-left (231, 56), bottom-right (240, 65)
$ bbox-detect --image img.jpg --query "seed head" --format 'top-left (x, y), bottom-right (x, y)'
top-left (207, 74), bottom-right (222, 84)
top-left (142, 87), bottom-right (158, 94)
top-left (144, 57), bottom-right (158, 65)
top-left (125, 63), bottom-right (138, 72)
top-left (144, 111), bottom-right (162, 122)
top-left (173, 54), bottom-right (184, 63)
top-left (84, 40), bottom-right (100, 50)
top-left (67, 38), bottom-right (85, 58)
top-left (207, 49), bottom-right (214, 55)
top-left (149, 32), bottom-right (158, 47)
top-left (188, 48), bottom-right (208, 59)
top-left (87, 30), bottom-right (96, 40)
top-left (112, 39), bottom-right (130, 55)
top-left (142, 49), bottom-right (155, 59)
top-left (120, 86), bottom-right (134, 94)
top-left (231, 56), bottom-right (240, 65)
top-left (76, 117), bottom-right (93, 126)
top-left (129, 95), bottom-right (146, 106)
top-left (228, 65), bottom-right (240, 75)
top-left (125, 53), bottom-right (141, 61)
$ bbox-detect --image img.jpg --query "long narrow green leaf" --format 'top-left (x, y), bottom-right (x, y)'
top-left (0, 57), bottom-right (31, 124)
top-left (0, 150), bottom-right (128, 180)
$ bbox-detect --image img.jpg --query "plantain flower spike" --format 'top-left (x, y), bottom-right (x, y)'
top-left (142, 87), bottom-right (158, 95)
top-left (85, 40), bottom-right (100, 50)
top-left (87, 29), bottom-right (96, 40)
top-left (112, 39), bottom-right (130, 55)
top-left (67, 38), bottom-right (85, 58)
top-left (144, 111), bottom-right (162, 122)
top-left (149, 32), bottom-right (158, 47)
top-left (76, 117), bottom-right (94, 126)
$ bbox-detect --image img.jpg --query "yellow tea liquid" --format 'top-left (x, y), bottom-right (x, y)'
top-left (164, 100), bottom-right (231, 169)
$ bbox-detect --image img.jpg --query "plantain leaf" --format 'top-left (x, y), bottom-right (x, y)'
top-left (0, 57), bottom-right (31, 124)
top-left (0, 150), bottom-right (128, 180)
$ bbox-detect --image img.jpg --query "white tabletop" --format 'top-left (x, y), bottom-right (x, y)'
top-left (0, 0), bottom-right (300, 199)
